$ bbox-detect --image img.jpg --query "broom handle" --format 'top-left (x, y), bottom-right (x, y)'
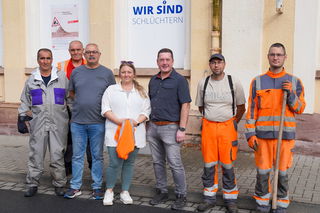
top-left (272, 91), bottom-right (287, 210)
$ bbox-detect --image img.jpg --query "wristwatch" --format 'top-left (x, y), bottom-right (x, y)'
top-left (136, 121), bottom-right (141, 126)
top-left (178, 127), bottom-right (186, 132)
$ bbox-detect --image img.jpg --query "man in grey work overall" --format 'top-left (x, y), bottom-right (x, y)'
top-left (147, 48), bottom-right (191, 210)
top-left (18, 48), bottom-right (69, 197)
top-left (64, 43), bottom-right (115, 200)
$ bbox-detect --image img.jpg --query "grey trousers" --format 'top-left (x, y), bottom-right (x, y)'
top-left (26, 130), bottom-right (67, 188)
top-left (147, 122), bottom-right (187, 195)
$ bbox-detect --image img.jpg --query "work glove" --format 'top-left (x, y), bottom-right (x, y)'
top-left (248, 135), bottom-right (258, 151)
top-left (17, 115), bottom-right (32, 134)
top-left (282, 80), bottom-right (292, 94)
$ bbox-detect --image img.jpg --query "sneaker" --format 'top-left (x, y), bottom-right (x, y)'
top-left (120, 191), bottom-right (133, 204)
top-left (226, 201), bottom-right (238, 213)
top-left (54, 187), bottom-right (65, 196)
top-left (92, 189), bottom-right (104, 200)
top-left (197, 201), bottom-right (215, 212)
top-left (24, 186), bottom-right (38, 197)
top-left (149, 188), bottom-right (169, 205)
top-left (64, 188), bottom-right (82, 199)
top-left (103, 190), bottom-right (114, 206)
top-left (171, 194), bottom-right (187, 210)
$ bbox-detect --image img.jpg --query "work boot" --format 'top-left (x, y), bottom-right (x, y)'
top-left (272, 207), bottom-right (287, 213)
top-left (226, 201), bottom-right (238, 213)
top-left (197, 201), bottom-right (215, 212)
top-left (55, 187), bottom-right (65, 196)
top-left (24, 186), bottom-right (38, 197)
top-left (171, 194), bottom-right (187, 210)
top-left (256, 204), bottom-right (271, 213)
top-left (149, 188), bottom-right (168, 205)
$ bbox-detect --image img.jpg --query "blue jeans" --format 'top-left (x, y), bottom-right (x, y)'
top-left (70, 122), bottom-right (105, 190)
top-left (106, 147), bottom-right (139, 191)
top-left (147, 122), bottom-right (187, 195)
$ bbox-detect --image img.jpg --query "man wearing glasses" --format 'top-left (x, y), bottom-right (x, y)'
top-left (195, 54), bottom-right (246, 213)
top-left (64, 43), bottom-right (116, 200)
top-left (57, 40), bottom-right (92, 176)
top-left (245, 43), bottom-right (306, 213)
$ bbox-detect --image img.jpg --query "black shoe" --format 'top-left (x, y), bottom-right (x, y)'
top-left (149, 189), bottom-right (169, 205)
top-left (171, 194), bottom-right (187, 210)
top-left (226, 202), bottom-right (238, 213)
top-left (256, 204), bottom-right (271, 213)
top-left (24, 186), bottom-right (38, 197)
top-left (55, 187), bottom-right (65, 196)
top-left (272, 207), bottom-right (287, 213)
top-left (197, 201), bottom-right (215, 212)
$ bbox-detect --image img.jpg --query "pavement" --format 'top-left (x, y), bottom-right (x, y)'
top-left (0, 135), bottom-right (320, 213)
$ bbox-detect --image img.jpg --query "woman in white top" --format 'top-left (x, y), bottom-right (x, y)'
top-left (101, 61), bottom-right (151, 205)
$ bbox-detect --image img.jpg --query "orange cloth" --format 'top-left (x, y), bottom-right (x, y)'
top-left (114, 119), bottom-right (135, 160)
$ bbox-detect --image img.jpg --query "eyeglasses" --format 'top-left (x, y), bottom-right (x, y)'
top-left (84, 51), bottom-right (100, 55)
top-left (121, 60), bottom-right (134, 64)
top-left (210, 61), bottom-right (224, 65)
top-left (268, 53), bottom-right (285, 57)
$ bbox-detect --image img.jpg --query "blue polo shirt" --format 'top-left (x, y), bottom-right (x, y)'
top-left (148, 69), bottom-right (191, 122)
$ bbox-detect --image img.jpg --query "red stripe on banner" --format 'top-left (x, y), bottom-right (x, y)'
top-left (68, 20), bottom-right (79, 24)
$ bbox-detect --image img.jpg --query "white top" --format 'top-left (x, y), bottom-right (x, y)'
top-left (195, 74), bottom-right (246, 122)
top-left (101, 84), bottom-right (151, 148)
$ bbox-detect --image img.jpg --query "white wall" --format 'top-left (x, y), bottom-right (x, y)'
top-left (221, 0), bottom-right (264, 100)
top-left (25, 0), bottom-right (89, 67)
top-left (293, 0), bottom-right (319, 113)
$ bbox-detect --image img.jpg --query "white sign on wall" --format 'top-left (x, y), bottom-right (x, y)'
top-left (51, 4), bottom-right (79, 50)
top-left (127, 0), bottom-right (186, 68)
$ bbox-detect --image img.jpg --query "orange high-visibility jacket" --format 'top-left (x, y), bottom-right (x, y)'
top-left (57, 58), bottom-right (86, 80)
top-left (245, 69), bottom-right (306, 140)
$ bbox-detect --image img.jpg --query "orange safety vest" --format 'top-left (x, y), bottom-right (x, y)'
top-left (245, 69), bottom-right (306, 140)
top-left (57, 58), bottom-right (86, 80)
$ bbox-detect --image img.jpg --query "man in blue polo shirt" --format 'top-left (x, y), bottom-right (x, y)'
top-left (147, 48), bottom-right (191, 210)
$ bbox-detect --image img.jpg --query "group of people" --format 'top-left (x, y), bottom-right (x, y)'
top-left (17, 41), bottom-right (305, 213)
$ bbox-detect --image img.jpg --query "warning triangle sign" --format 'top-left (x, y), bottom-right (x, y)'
top-left (52, 17), bottom-right (61, 27)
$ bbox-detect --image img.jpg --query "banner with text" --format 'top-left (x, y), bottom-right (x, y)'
top-left (127, 0), bottom-right (186, 68)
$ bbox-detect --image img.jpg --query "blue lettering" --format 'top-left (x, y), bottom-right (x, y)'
top-left (133, 6), bottom-right (154, 15)
top-left (156, 5), bottom-right (162, 14)
top-left (156, 5), bottom-right (183, 14)
top-left (176, 5), bottom-right (183, 13)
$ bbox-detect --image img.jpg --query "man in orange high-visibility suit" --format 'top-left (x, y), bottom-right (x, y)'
top-left (57, 40), bottom-right (90, 176)
top-left (195, 54), bottom-right (246, 213)
top-left (245, 43), bottom-right (306, 213)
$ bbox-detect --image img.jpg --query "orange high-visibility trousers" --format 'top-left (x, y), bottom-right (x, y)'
top-left (201, 118), bottom-right (239, 201)
top-left (253, 138), bottom-right (294, 209)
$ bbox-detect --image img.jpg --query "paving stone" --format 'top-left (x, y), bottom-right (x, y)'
top-left (4, 182), bottom-right (17, 186)
top-left (155, 203), bottom-right (169, 208)
top-left (0, 186), bottom-right (14, 190)
top-left (183, 206), bottom-right (196, 211)
top-left (140, 201), bottom-right (152, 206)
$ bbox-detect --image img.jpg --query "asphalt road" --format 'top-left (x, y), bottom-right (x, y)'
top-left (0, 189), bottom-right (187, 213)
